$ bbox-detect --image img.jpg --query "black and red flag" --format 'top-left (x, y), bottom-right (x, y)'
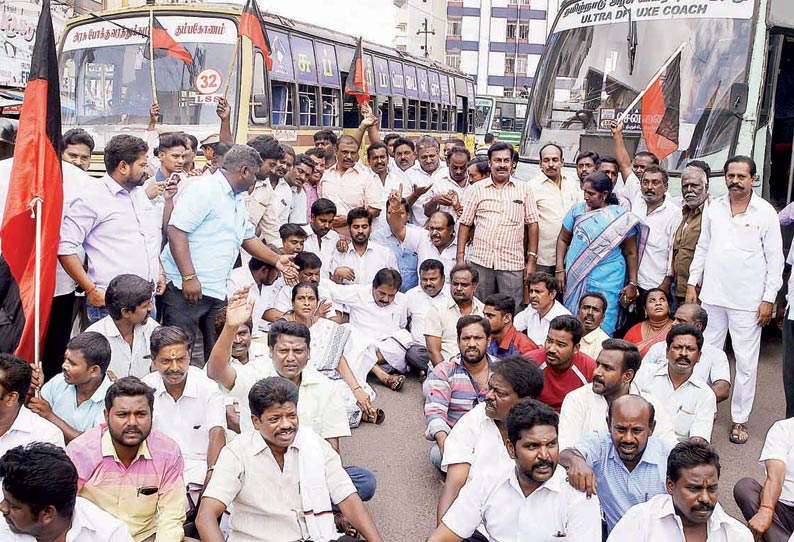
top-left (239, 0), bottom-right (273, 70)
top-left (0, 0), bottom-right (64, 364)
top-left (345, 37), bottom-right (370, 105)
top-left (146, 15), bottom-right (193, 64)
top-left (641, 50), bottom-right (681, 161)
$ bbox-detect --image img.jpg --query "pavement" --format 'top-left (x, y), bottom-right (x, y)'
top-left (340, 327), bottom-right (788, 541)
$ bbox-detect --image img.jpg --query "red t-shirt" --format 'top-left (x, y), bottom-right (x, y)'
top-left (527, 349), bottom-right (596, 412)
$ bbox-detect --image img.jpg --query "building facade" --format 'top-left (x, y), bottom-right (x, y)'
top-left (393, 0), bottom-right (448, 63)
top-left (445, 0), bottom-right (558, 97)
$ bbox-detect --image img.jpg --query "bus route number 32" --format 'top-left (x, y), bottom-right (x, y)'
top-left (195, 68), bottom-right (223, 95)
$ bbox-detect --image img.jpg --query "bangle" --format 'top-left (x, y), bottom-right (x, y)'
top-left (555, 267), bottom-right (565, 273)
top-left (352, 385), bottom-right (362, 392)
top-left (629, 281), bottom-right (639, 288)
top-left (528, 251), bottom-right (538, 259)
top-left (85, 284), bottom-right (98, 295)
top-left (182, 273), bottom-right (197, 282)
top-left (760, 504), bottom-right (776, 513)
top-left (206, 466), bottom-right (215, 473)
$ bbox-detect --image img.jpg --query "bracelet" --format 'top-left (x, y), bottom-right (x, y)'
top-left (628, 281), bottom-right (639, 288)
top-left (85, 284), bottom-right (98, 295)
top-left (182, 273), bottom-right (197, 282)
top-left (760, 504), bottom-right (776, 513)
top-left (528, 251), bottom-right (538, 259)
top-left (555, 267), bottom-right (565, 273)
top-left (206, 466), bottom-right (215, 473)
top-left (352, 385), bottom-right (362, 392)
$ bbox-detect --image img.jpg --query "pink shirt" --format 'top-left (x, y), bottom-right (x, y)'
top-left (320, 165), bottom-right (382, 237)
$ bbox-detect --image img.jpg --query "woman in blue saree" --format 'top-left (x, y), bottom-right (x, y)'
top-left (555, 173), bottom-right (648, 335)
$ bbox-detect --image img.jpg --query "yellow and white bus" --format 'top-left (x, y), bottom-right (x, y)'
top-left (57, 4), bottom-right (477, 174)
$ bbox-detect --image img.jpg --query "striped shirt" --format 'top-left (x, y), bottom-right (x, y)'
top-left (459, 177), bottom-right (539, 271)
top-left (423, 354), bottom-right (495, 439)
top-left (66, 425), bottom-right (186, 542)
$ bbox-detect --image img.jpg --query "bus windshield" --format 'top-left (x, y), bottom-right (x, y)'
top-left (523, 0), bottom-right (754, 174)
top-left (59, 14), bottom-right (238, 129)
top-left (474, 97), bottom-right (494, 135)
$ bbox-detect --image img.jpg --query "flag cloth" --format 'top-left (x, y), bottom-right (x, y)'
top-left (146, 15), bottom-right (192, 64)
top-left (345, 37), bottom-right (370, 105)
top-left (0, 0), bottom-right (63, 364)
top-left (239, 0), bottom-right (272, 70)
top-left (641, 51), bottom-right (681, 161)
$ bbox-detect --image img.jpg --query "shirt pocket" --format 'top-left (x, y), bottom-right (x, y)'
top-left (731, 221), bottom-right (762, 253)
top-left (673, 407), bottom-right (696, 438)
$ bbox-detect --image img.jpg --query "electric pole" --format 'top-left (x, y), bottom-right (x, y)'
top-left (416, 18), bottom-right (435, 58)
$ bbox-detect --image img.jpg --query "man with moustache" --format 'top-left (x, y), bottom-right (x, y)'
top-left (424, 146), bottom-right (470, 222)
top-left (558, 339), bottom-right (677, 450)
top-left (267, 144), bottom-right (298, 227)
top-left (483, 294), bottom-right (538, 359)
top-left (595, 156), bottom-right (632, 208)
top-left (633, 325), bottom-right (716, 442)
top-left (611, 119), bottom-right (661, 204)
top-left (285, 154), bottom-right (313, 225)
top-left (575, 150), bottom-right (599, 185)
top-left (196, 377), bottom-right (384, 542)
top-left (428, 400), bottom-right (602, 542)
top-left (390, 137), bottom-right (435, 218)
top-left (560, 394), bottom-right (674, 533)
top-left (142, 326), bottom-right (226, 491)
top-left (514, 273), bottom-right (571, 346)
top-left (304, 147), bottom-right (326, 221)
top-left (610, 441), bottom-right (753, 541)
top-left (371, 195), bottom-right (419, 292)
top-left (407, 136), bottom-right (448, 227)
top-left (530, 143), bottom-right (582, 275)
top-left (329, 207), bottom-right (397, 285)
top-left (245, 135), bottom-right (286, 247)
top-left (66, 377), bottom-right (187, 542)
top-left (367, 142), bottom-right (409, 233)
top-left (424, 315), bottom-right (496, 470)
top-left (577, 292), bottom-right (611, 360)
top-left (404, 259), bottom-right (449, 379)
top-left (61, 128), bottom-right (95, 172)
top-left (687, 156), bottom-right (783, 445)
top-left (303, 198), bottom-right (341, 279)
top-left (59, 135), bottom-right (160, 323)
top-left (667, 164), bottom-right (710, 307)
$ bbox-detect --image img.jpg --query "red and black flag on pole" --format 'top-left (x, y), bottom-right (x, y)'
top-left (641, 49), bottom-right (681, 161)
top-left (345, 37), bottom-right (370, 105)
top-left (239, 0), bottom-right (272, 70)
top-left (145, 15), bottom-right (193, 64)
top-left (0, 0), bottom-right (64, 364)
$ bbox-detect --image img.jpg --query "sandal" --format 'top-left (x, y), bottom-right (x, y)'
top-left (387, 374), bottom-right (405, 391)
top-left (730, 423), bottom-right (749, 445)
top-left (418, 369), bottom-right (427, 383)
top-left (361, 408), bottom-right (385, 425)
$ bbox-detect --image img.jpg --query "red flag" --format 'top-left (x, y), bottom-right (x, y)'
top-left (641, 51), bottom-right (681, 161)
top-left (345, 37), bottom-right (370, 105)
top-left (239, 0), bottom-right (273, 70)
top-left (147, 16), bottom-right (192, 64)
top-left (0, 0), bottom-right (63, 364)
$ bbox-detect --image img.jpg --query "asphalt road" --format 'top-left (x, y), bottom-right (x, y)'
top-left (340, 328), bottom-right (788, 541)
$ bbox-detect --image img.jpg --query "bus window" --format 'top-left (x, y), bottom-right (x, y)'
top-left (272, 81), bottom-right (294, 126)
top-left (251, 52), bottom-right (269, 124)
top-left (441, 106), bottom-right (450, 132)
top-left (431, 104), bottom-right (440, 131)
top-left (394, 97), bottom-right (405, 129)
top-left (321, 88), bottom-right (340, 127)
top-left (298, 84), bottom-right (319, 127)
top-left (407, 99), bottom-right (418, 129)
top-left (377, 95), bottom-right (390, 129)
top-left (419, 102), bottom-right (429, 130)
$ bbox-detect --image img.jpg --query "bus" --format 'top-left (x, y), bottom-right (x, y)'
top-left (474, 96), bottom-right (527, 151)
top-left (57, 4), bottom-right (477, 174)
top-left (519, 0), bottom-right (794, 204)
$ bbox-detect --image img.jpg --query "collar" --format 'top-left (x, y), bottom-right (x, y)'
top-left (8, 406), bottom-right (36, 434)
top-left (496, 326), bottom-right (520, 350)
top-left (506, 463), bottom-right (567, 497)
top-left (151, 368), bottom-right (200, 399)
top-left (481, 176), bottom-right (516, 189)
top-left (607, 435), bottom-right (667, 467)
top-left (250, 425), bottom-right (303, 456)
top-left (345, 243), bottom-right (375, 256)
top-left (580, 327), bottom-right (606, 345)
top-left (210, 169), bottom-right (236, 197)
top-left (650, 362), bottom-right (702, 387)
top-left (101, 174), bottom-right (127, 196)
top-left (639, 195), bottom-right (677, 215)
top-left (101, 425), bottom-right (152, 462)
top-left (681, 200), bottom-right (707, 217)
top-left (89, 376), bottom-right (114, 403)
top-left (297, 364), bottom-right (324, 387)
top-left (653, 494), bottom-right (732, 533)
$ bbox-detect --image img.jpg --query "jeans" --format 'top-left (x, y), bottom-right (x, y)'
top-left (332, 465), bottom-right (376, 513)
top-left (430, 443), bottom-right (443, 471)
top-left (86, 303), bottom-right (109, 324)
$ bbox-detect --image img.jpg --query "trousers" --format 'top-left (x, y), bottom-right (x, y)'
top-left (735, 477), bottom-right (794, 542)
top-left (161, 282), bottom-right (225, 365)
top-left (470, 262), bottom-right (524, 311)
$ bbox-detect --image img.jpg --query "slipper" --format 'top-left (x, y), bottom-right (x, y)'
top-left (388, 374), bottom-right (405, 391)
top-left (418, 370), bottom-right (427, 383)
top-left (362, 408), bottom-right (385, 425)
top-left (729, 423), bottom-right (749, 445)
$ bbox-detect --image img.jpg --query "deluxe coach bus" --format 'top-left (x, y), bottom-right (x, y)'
top-left (474, 95), bottom-right (527, 151)
top-left (57, 4), bottom-right (477, 174)
top-left (519, 0), bottom-right (794, 204)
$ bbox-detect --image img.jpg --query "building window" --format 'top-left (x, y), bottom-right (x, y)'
top-left (396, 44), bottom-right (407, 52)
top-left (447, 19), bottom-right (462, 37)
top-left (505, 57), bottom-right (515, 74)
top-left (446, 54), bottom-right (461, 69)
top-left (503, 87), bottom-right (514, 97)
top-left (396, 23), bottom-right (407, 32)
top-left (506, 21), bottom-right (517, 40)
top-left (516, 55), bottom-right (527, 74)
top-left (519, 23), bottom-right (529, 40)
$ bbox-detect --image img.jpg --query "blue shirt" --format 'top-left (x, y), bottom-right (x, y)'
top-left (372, 225), bottom-right (418, 292)
top-left (161, 170), bottom-right (256, 300)
top-left (40, 374), bottom-right (112, 432)
top-left (573, 431), bottom-right (672, 532)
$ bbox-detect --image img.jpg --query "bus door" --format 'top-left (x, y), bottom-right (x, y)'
top-left (764, 33), bottom-right (794, 208)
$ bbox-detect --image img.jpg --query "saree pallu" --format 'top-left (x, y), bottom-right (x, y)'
top-left (563, 203), bottom-right (649, 335)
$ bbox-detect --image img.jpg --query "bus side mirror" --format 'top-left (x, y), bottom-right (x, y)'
top-left (252, 94), bottom-right (268, 120)
top-left (730, 83), bottom-right (748, 117)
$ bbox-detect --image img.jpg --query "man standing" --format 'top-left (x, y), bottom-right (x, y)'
top-left (610, 441), bottom-right (753, 541)
top-left (457, 142), bottom-right (540, 309)
top-left (61, 128), bottom-right (94, 172)
top-left (514, 273), bottom-right (572, 345)
top-left (634, 325), bottom-right (717, 442)
top-left (303, 198), bottom-right (341, 279)
top-left (161, 145), bottom-right (294, 361)
top-left (424, 146), bottom-right (470, 221)
top-left (428, 400), bottom-right (602, 542)
top-left (575, 151), bottom-right (599, 184)
top-left (367, 142), bottom-right (408, 233)
top-left (407, 136), bottom-right (447, 227)
top-left (267, 144), bottom-right (298, 227)
top-left (577, 292), bottom-right (610, 360)
top-left (527, 315), bottom-right (595, 412)
top-left (66, 377), bottom-right (186, 542)
top-left (330, 207), bottom-right (397, 285)
top-left (530, 143), bottom-right (582, 275)
top-left (483, 293), bottom-right (537, 359)
top-left (58, 135), bottom-right (159, 323)
top-left (245, 135), bottom-right (285, 247)
top-left (687, 155), bottom-right (783, 445)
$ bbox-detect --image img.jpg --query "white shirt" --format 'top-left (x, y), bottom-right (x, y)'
top-left (404, 287), bottom-right (447, 344)
top-left (270, 177), bottom-right (295, 227)
top-left (424, 295), bottom-right (486, 362)
top-left (85, 315), bottom-right (159, 379)
top-left (633, 196), bottom-right (681, 290)
top-left (688, 193), bottom-right (784, 311)
top-left (302, 224), bottom-right (340, 280)
top-left (514, 300), bottom-right (572, 345)
top-left (406, 163), bottom-right (448, 226)
top-left (0, 496), bottom-right (133, 542)
top-left (290, 186), bottom-right (307, 225)
top-left (441, 403), bottom-right (512, 480)
top-left (642, 342), bottom-right (731, 386)
top-left (558, 382), bottom-right (679, 450)
top-left (142, 367), bottom-right (226, 485)
top-left (56, 162), bottom-right (92, 296)
top-left (579, 327), bottom-right (610, 361)
top-left (273, 278), bottom-right (342, 316)
top-left (758, 418), bottom-right (794, 506)
top-left (634, 364), bottom-right (717, 441)
top-left (442, 464), bottom-right (602, 542)
top-left (331, 284), bottom-right (407, 341)
top-left (372, 167), bottom-right (411, 232)
top-left (607, 494), bottom-right (753, 542)
top-left (427, 169), bottom-right (469, 221)
top-left (329, 241), bottom-right (397, 285)
top-left (0, 406), bottom-right (65, 456)
top-left (402, 226), bottom-right (458, 280)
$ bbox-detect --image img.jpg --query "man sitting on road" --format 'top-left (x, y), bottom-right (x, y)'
top-left (576, 292), bottom-right (610, 360)
top-left (404, 259), bottom-right (448, 380)
top-left (330, 207), bottom-right (396, 285)
top-left (514, 273), bottom-right (572, 345)
top-left (483, 293), bottom-right (537, 359)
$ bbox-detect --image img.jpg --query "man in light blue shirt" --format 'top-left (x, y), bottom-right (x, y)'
top-left (559, 394), bottom-right (673, 532)
top-left (160, 143), bottom-right (295, 361)
top-left (28, 332), bottom-right (113, 444)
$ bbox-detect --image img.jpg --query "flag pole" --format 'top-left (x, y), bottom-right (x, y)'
top-left (616, 41), bottom-right (685, 125)
top-left (223, 37), bottom-right (240, 99)
top-left (31, 197), bottom-right (43, 393)
top-left (149, 9), bottom-right (158, 104)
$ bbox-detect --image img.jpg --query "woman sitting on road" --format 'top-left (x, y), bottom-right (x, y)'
top-left (622, 288), bottom-right (674, 356)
